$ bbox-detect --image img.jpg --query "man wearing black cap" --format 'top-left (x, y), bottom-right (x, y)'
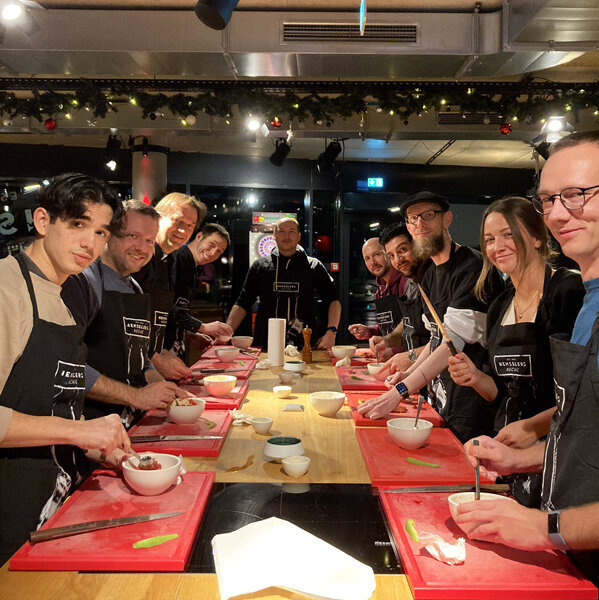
top-left (359, 191), bottom-right (503, 442)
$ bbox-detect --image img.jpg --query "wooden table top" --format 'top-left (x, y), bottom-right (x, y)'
top-left (0, 351), bottom-right (414, 600)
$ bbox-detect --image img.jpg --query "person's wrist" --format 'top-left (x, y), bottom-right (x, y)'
top-left (547, 509), bottom-right (569, 551)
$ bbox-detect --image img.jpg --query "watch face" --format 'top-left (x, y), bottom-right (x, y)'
top-left (395, 382), bottom-right (409, 397)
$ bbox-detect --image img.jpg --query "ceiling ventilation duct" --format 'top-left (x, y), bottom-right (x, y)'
top-left (282, 22), bottom-right (418, 44)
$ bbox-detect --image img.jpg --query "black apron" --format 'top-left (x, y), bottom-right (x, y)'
top-left (397, 291), bottom-right (429, 352)
top-left (374, 294), bottom-right (403, 338)
top-left (425, 246), bottom-right (496, 443)
top-left (169, 295), bottom-right (192, 361)
top-left (148, 285), bottom-right (174, 357)
top-left (84, 266), bottom-right (151, 428)
top-left (541, 316), bottom-right (599, 584)
top-left (0, 254), bottom-right (89, 563)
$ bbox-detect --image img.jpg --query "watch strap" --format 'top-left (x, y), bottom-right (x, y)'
top-left (548, 510), bottom-right (569, 551)
top-left (326, 326), bottom-right (338, 333)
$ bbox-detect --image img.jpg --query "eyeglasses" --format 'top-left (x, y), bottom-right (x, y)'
top-left (531, 184), bottom-right (599, 215)
top-left (405, 210), bottom-right (445, 225)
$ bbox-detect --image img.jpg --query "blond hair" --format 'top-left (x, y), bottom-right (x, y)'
top-left (155, 192), bottom-right (207, 226)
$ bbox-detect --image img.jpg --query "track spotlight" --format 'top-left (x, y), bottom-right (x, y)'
top-left (533, 141), bottom-right (551, 161)
top-left (142, 137), bottom-right (149, 157)
top-left (0, 1), bottom-right (39, 37)
top-left (194, 0), bottom-right (240, 30)
top-left (540, 115), bottom-right (574, 144)
top-left (317, 141), bottom-right (342, 174)
top-left (105, 134), bottom-right (121, 171)
top-left (269, 138), bottom-right (291, 167)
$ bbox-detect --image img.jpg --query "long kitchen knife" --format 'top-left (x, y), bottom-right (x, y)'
top-left (30, 511), bottom-right (183, 543)
top-left (417, 283), bottom-right (458, 356)
top-left (379, 484), bottom-right (510, 494)
top-left (130, 435), bottom-right (223, 442)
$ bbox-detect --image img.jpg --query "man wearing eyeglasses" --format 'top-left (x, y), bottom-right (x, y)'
top-left (358, 191), bottom-right (504, 442)
top-left (454, 131), bottom-right (599, 584)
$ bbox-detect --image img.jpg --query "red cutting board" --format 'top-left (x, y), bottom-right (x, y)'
top-left (190, 356), bottom-right (256, 379)
top-left (178, 377), bottom-right (249, 410)
top-left (128, 409), bottom-right (232, 457)
top-left (380, 491), bottom-right (597, 600)
top-left (346, 391), bottom-right (446, 428)
top-left (336, 365), bottom-right (388, 391)
top-left (9, 470), bottom-right (215, 572)
top-left (355, 427), bottom-right (494, 487)
top-left (328, 347), bottom-right (376, 366)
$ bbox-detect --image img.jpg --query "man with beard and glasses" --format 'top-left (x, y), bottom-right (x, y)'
top-left (370, 223), bottom-right (431, 373)
top-left (358, 191), bottom-right (504, 442)
top-left (62, 200), bottom-right (190, 429)
top-left (348, 237), bottom-right (406, 360)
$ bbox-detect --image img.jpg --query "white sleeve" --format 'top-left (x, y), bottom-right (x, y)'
top-left (443, 307), bottom-right (487, 349)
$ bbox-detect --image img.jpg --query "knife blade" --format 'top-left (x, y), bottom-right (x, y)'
top-left (130, 435), bottom-right (223, 442)
top-left (200, 368), bottom-right (253, 373)
top-left (379, 484), bottom-right (510, 494)
top-left (30, 511), bottom-right (183, 543)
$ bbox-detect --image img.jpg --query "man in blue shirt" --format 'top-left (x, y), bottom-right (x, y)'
top-left (457, 131), bottom-right (599, 583)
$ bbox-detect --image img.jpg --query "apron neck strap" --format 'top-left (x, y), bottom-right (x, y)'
top-left (15, 252), bottom-right (40, 320)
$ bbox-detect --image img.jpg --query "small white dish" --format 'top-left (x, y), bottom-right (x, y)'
top-left (215, 347), bottom-right (240, 362)
top-left (283, 360), bottom-right (306, 373)
top-left (331, 345), bottom-right (357, 359)
top-left (263, 436), bottom-right (304, 463)
top-left (250, 416), bottom-right (273, 434)
top-left (309, 391), bottom-right (346, 417)
top-left (231, 336), bottom-right (253, 349)
top-left (387, 418), bottom-right (433, 450)
top-left (282, 455), bottom-right (310, 477)
top-left (166, 398), bottom-right (205, 424)
top-left (122, 453), bottom-right (182, 496)
top-left (278, 371), bottom-right (296, 384)
top-left (448, 492), bottom-right (516, 535)
top-left (273, 385), bottom-right (292, 399)
top-left (203, 374), bottom-right (237, 397)
top-left (367, 362), bottom-right (383, 376)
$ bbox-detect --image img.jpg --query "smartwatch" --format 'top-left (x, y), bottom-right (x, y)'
top-left (326, 326), bottom-right (338, 333)
top-left (395, 381), bottom-right (410, 399)
top-left (548, 510), bottom-right (569, 551)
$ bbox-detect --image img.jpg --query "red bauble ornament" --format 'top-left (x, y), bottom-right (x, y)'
top-left (270, 117), bottom-right (282, 128)
top-left (44, 118), bottom-right (57, 130)
top-left (499, 122), bottom-right (512, 135)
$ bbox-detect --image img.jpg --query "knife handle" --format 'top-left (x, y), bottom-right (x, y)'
top-left (30, 524), bottom-right (87, 543)
top-left (445, 339), bottom-right (458, 356)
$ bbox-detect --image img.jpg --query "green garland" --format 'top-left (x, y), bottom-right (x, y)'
top-left (0, 80), bottom-right (598, 124)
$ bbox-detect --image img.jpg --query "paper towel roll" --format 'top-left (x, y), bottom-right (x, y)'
top-left (267, 318), bottom-right (286, 366)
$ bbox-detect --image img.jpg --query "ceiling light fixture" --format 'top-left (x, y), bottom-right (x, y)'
top-left (1, 2), bottom-right (22, 21)
top-left (317, 140), bottom-right (342, 174)
top-left (539, 115), bottom-right (574, 144)
top-left (247, 118), bottom-right (261, 132)
top-left (105, 134), bottom-right (121, 171)
top-left (1, 1), bottom-right (40, 36)
top-left (269, 138), bottom-right (291, 167)
top-left (194, 0), bottom-right (240, 30)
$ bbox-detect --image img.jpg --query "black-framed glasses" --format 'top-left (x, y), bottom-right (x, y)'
top-left (531, 184), bottom-right (599, 215)
top-left (405, 210), bottom-right (445, 225)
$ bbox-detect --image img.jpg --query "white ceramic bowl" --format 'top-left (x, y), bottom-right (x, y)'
top-left (263, 436), bottom-right (304, 463)
top-left (217, 335), bottom-right (232, 343)
top-left (250, 416), bottom-right (273, 434)
top-left (282, 455), bottom-right (311, 477)
top-left (215, 347), bottom-right (240, 362)
top-left (231, 336), bottom-right (253, 349)
top-left (367, 362), bottom-right (383, 376)
top-left (387, 418), bottom-right (433, 450)
top-left (331, 345), bottom-right (357, 359)
top-left (273, 385), bottom-right (292, 399)
top-left (203, 374), bottom-right (237, 397)
top-left (278, 371), bottom-right (296, 384)
top-left (283, 360), bottom-right (306, 373)
top-left (122, 453), bottom-right (182, 496)
top-left (166, 398), bottom-right (205, 424)
top-left (309, 391), bottom-right (346, 417)
top-left (448, 492), bottom-right (516, 535)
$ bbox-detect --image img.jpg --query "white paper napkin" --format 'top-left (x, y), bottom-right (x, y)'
top-left (212, 517), bottom-right (376, 600)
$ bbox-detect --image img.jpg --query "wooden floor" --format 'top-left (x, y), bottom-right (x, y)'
top-left (0, 351), bottom-right (414, 600)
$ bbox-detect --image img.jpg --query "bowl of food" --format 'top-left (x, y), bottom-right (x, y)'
top-left (282, 455), bottom-right (311, 477)
top-left (250, 416), bottom-right (273, 434)
top-left (273, 385), bottom-right (292, 399)
top-left (387, 418), bottom-right (433, 450)
top-left (309, 391), bottom-right (346, 417)
top-left (122, 453), bottom-right (182, 496)
top-left (367, 362), bottom-right (383, 376)
top-left (166, 397), bottom-right (205, 424)
top-left (448, 492), bottom-right (516, 535)
top-left (203, 375), bottom-right (237, 397)
top-left (231, 336), bottom-right (253, 349)
top-left (215, 347), bottom-right (240, 362)
top-left (283, 360), bottom-right (306, 373)
top-left (331, 345), bottom-right (357, 359)
top-left (263, 436), bottom-right (304, 463)
top-left (278, 371), bottom-right (296, 384)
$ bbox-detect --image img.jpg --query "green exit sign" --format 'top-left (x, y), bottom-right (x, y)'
top-left (367, 178), bottom-right (383, 188)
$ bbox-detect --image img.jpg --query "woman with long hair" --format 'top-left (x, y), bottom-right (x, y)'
top-left (448, 196), bottom-right (585, 505)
